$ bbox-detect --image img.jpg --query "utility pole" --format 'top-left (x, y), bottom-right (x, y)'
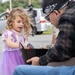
top-left (9, 0), bottom-right (12, 11)
top-left (28, 0), bottom-right (31, 5)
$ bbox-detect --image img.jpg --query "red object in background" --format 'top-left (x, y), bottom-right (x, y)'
top-left (40, 20), bottom-right (46, 23)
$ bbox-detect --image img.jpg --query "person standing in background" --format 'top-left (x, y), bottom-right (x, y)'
top-left (28, 4), bottom-right (36, 36)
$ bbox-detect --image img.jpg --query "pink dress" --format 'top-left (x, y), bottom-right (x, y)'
top-left (1, 30), bottom-right (25, 75)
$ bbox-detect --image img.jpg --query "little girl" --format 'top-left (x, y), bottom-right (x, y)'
top-left (1, 7), bottom-right (31, 75)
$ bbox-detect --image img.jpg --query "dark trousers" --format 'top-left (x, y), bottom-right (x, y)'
top-left (47, 57), bottom-right (75, 66)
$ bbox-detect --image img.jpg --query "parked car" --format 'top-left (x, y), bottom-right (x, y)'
top-left (0, 12), bottom-right (8, 21)
top-left (0, 12), bottom-right (7, 34)
top-left (26, 8), bottom-right (52, 34)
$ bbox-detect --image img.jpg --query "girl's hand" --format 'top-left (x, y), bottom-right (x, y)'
top-left (23, 45), bottom-right (30, 49)
top-left (26, 57), bottom-right (40, 65)
top-left (26, 47), bottom-right (30, 49)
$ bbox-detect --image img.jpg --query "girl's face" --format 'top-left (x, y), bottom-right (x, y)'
top-left (12, 16), bottom-right (24, 32)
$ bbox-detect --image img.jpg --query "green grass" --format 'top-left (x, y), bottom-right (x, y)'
top-left (43, 26), bottom-right (52, 34)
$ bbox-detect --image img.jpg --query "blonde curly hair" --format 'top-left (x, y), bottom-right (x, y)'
top-left (6, 7), bottom-right (31, 36)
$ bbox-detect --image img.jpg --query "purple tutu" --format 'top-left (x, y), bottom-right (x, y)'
top-left (1, 50), bottom-right (25, 75)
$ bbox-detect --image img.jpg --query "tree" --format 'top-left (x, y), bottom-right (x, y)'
top-left (0, 0), bottom-right (41, 13)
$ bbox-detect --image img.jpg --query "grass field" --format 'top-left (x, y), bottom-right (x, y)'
top-left (43, 26), bottom-right (52, 34)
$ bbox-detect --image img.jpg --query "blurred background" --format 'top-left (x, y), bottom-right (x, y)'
top-left (0, 0), bottom-right (42, 13)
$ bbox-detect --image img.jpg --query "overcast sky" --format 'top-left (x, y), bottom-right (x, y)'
top-left (1, 0), bottom-right (9, 3)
